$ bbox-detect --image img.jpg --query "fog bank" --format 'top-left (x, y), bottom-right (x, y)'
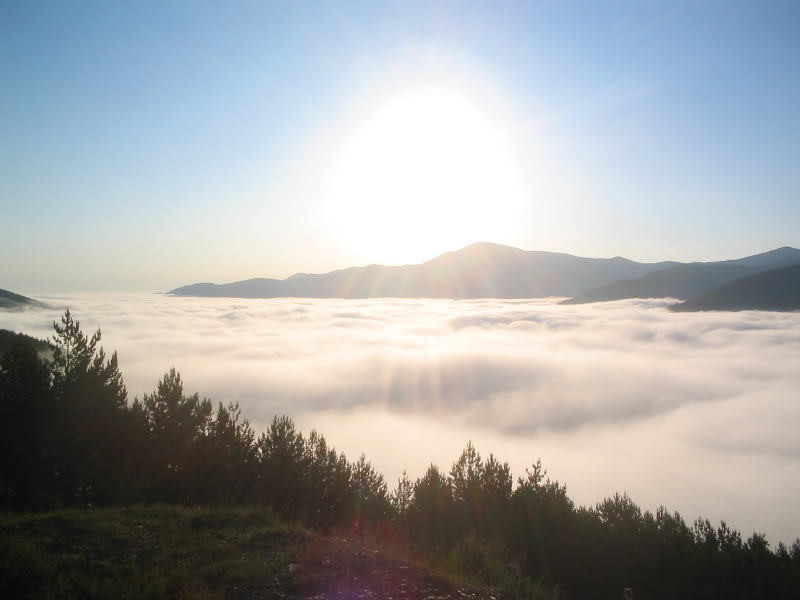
top-left (2, 295), bottom-right (798, 543)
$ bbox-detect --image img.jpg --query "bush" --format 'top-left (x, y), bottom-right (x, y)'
top-left (448, 533), bottom-right (551, 599)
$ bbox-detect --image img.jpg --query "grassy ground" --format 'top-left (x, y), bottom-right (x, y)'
top-left (1, 504), bottom-right (307, 600)
top-left (1, 505), bottom-right (552, 600)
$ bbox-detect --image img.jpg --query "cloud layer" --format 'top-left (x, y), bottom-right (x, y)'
top-left (2, 295), bottom-right (799, 543)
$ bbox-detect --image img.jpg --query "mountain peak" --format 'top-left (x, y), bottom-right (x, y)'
top-left (453, 241), bottom-right (525, 255)
top-left (170, 242), bottom-right (679, 299)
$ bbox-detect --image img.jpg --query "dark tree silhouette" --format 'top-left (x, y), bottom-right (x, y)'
top-left (135, 368), bottom-right (213, 502)
top-left (49, 311), bottom-right (128, 504)
top-left (0, 334), bottom-right (52, 507)
top-left (256, 415), bottom-right (306, 517)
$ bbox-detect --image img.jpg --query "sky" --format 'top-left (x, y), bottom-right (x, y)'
top-left (3, 294), bottom-right (799, 543)
top-left (2, 0), bottom-right (799, 293)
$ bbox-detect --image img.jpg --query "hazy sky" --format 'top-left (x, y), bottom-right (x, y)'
top-left (2, 1), bottom-right (799, 292)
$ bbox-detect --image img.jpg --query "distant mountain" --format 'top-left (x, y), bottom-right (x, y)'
top-left (561, 247), bottom-right (800, 305)
top-left (169, 242), bottom-right (678, 299)
top-left (0, 288), bottom-right (37, 309)
top-left (711, 246), bottom-right (800, 268)
top-left (671, 264), bottom-right (800, 312)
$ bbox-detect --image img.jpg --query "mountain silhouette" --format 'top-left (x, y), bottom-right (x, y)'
top-left (169, 242), bottom-right (678, 299)
top-left (0, 288), bottom-right (37, 309)
top-left (561, 247), bottom-right (800, 305)
top-left (670, 263), bottom-right (800, 312)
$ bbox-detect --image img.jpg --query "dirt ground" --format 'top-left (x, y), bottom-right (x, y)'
top-left (296, 535), bottom-right (510, 600)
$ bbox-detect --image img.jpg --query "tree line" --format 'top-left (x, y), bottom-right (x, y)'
top-left (1, 311), bottom-right (798, 599)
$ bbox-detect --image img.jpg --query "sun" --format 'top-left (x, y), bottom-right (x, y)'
top-left (329, 88), bottom-right (521, 264)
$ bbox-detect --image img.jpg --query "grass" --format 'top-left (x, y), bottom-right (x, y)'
top-left (0, 504), bottom-right (309, 600)
top-left (1, 505), bottom-right (555, 600)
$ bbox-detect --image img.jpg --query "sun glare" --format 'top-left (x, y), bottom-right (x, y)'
top-left (330, 89), bottom-right (521, 264)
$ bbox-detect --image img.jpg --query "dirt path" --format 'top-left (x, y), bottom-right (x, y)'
top-left (296, 536), bottom-right (509, 600)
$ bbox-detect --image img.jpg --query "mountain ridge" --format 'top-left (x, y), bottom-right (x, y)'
top-left (561, 246), bottom-right (800, 305)
top-left (0, 288), bottom-right (38, 309)
top-left (169, 242), bottom-right (686, 299)
top-left (175, 242), bottom-right (800, 300)
top-left (670, 264), bottom-right (800, 312)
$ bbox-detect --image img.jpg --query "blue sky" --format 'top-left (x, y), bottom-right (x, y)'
top-left (2, 0), bottom-right (799, 292)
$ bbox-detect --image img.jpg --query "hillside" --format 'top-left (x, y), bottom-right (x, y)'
top-left (671, 264), bottom-right (800, 312)
top-left (0, 329), bottom-right (51, 357)
top-left (562, 247), bottom-right (800, 304)
top-left (0, 288), bottom-right (36, 309)
top-left (0, 505), bottom-right (523, 600)
top-left (169, 242), bottom-right (677, 299)
top-left (0, 505), bottom-right (304, 599)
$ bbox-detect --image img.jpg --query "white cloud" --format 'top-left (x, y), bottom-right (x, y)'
top-left (2, 295), bottom-right (799, 543)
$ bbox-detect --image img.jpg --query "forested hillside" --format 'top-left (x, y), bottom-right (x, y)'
top-left (0, 330), bottom-right (50, 356)
top-left (1, 313), bottom-right (799, 599)
top-left (0, 288), bottom-right (37, 309)
top-left (671, 264), bottom-right (800, 312)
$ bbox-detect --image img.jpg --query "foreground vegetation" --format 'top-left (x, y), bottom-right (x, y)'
top-left (1, 314), bottom-right (799, 598)
top-left (1, 504), bottom-right (542, 600)
top-left (1, 504), bottom-right (305, 599)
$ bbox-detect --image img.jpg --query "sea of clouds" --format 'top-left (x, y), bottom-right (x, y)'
top-left (2, 294), bottom-right (799, 544)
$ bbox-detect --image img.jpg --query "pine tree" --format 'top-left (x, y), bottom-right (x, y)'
top-left (49, 310), bottom-right (128, 504)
